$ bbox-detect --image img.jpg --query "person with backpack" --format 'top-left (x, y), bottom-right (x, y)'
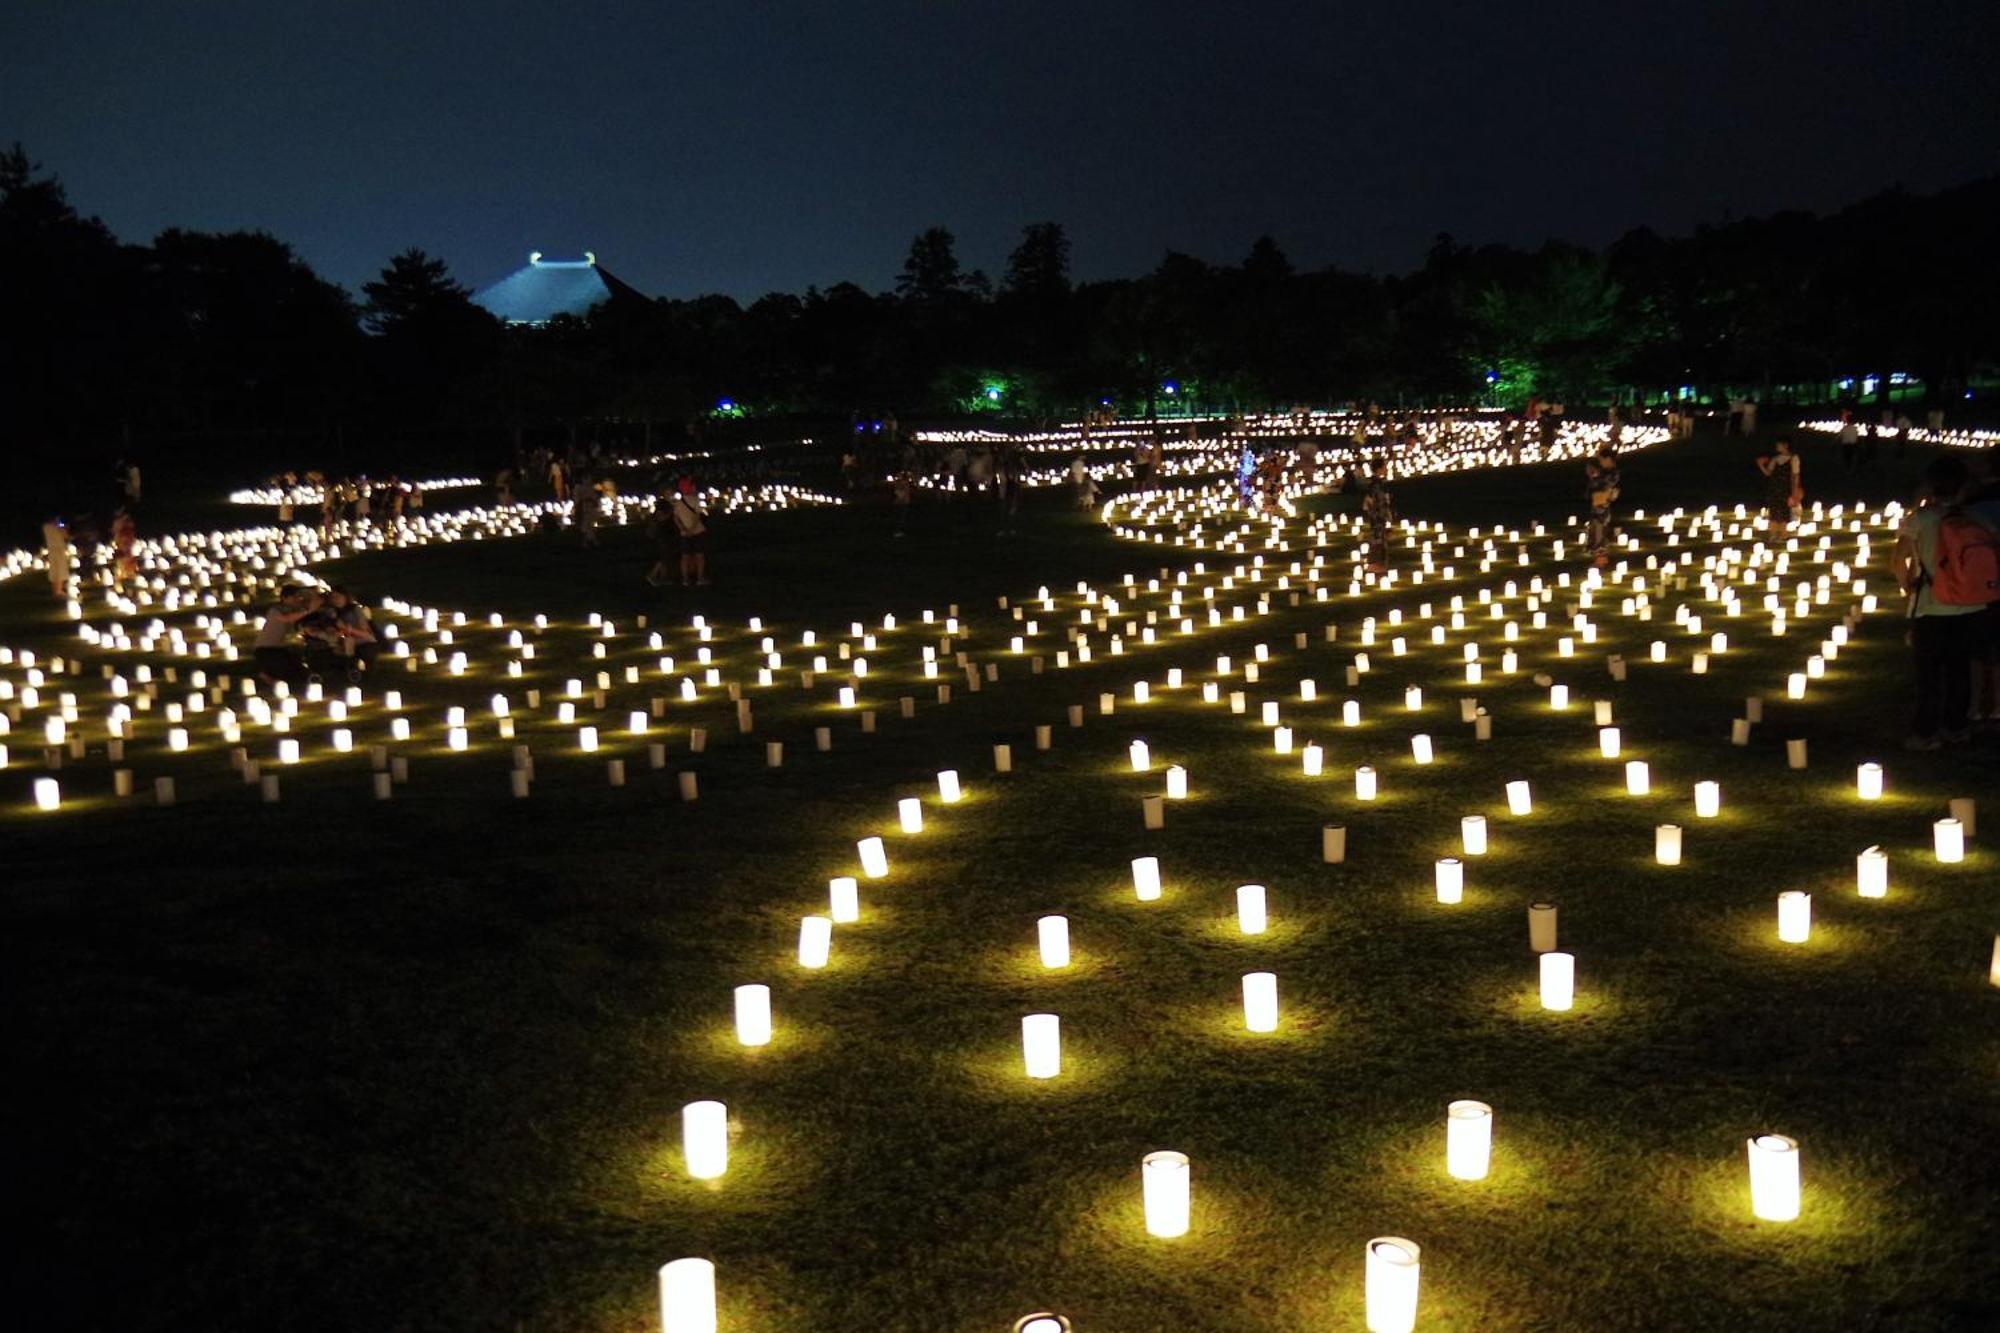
top-left (668, 476), bottom-right (710, 586)
top-left (1894, 455), bottom-right (1993, 749)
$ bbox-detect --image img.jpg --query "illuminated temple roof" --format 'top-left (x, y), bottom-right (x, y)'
top-left (471, 252), bottom-right (648, 325)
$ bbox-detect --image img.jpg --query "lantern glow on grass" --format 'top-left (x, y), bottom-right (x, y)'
top-left (734, 985), bottom-right (772, 1047)
top-left (1132, 856), bottom-right (1162, 902)
top-left (1934, 818), bottom-right (1964, 863)
top-left (829, 877), bottom-right (860, 923)
top-left (1777, 891), bottom-right (1812, 943)
top-left (1857, 762), bottom-right (1883, 800)
top-left (1857, 846), bottom-right (1888, 898)
top-left (1236, 884), bottom-right (1268, 934)
top-left (858, 837), bottom-right (889, 878)
top-left (1037, 915), bottom-right (1071, 968)
top-left (1540, 952), bottom-right (1575, 1010)
top-left (681, 1099), bottom-right (728, 1179)
top-left (798, 916), bottom-right (832, 969)
top-left (1242, 971), bottom-right (1279, 1031)
top-left (898, 798), bottom-right (923, 834)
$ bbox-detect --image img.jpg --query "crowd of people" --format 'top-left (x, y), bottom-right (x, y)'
top-left (250, 584), bottom-right (379, 688)
top-left (263, 472), bottom-right (427, 532)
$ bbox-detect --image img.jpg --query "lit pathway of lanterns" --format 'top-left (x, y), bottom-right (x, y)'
top-left (3, 456), bottom-right (1993, 1331)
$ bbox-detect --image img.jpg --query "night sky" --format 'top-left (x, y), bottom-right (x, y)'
top-left (5, 0), bottom-right (1996, 301)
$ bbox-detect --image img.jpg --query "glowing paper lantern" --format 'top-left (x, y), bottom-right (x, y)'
top-left (1856, 762), bottom-right (1883, 800)
top-left (1435, 858), bottom-right (1463, 904)
top-left (734, 984), bottom-right (772, 1046)
top-left (1038, 915), bottom-right (1071, 968)
top-left (1242, 971), bottom-right (1279, 1031)
top-left (1129, 740), bottom-right (1151, 772)
top-left (1539, 952), bottom-right (1574, 1010)
top-left (1364, 1236), bottom-right (1422, 1333)
top-left (798, 915), bottom-right (832, 968)
top-left (1856, 846), bottom-right (1888, 898)
top-left (1598, 727), bottom-right (1621, 758)
top-left (1166, 764), bottom-right (1189, 799)
top-left (682, 1100), bottom-right (728, 1179)
top-left (578, 726), bottom-right (598, 753)
top-left (1132, 856), bottom-right (1162, 901)
top-left (1528, 901), bottom-right (1558, 952)
top-left (898, 797), bottom-right (923, 834)
top-left (1934, 818), bottom-right (1964, 864)
top-left (858, 836), bottom-right (889, 878)
top-left (1355, 766), bottom-right (1378, 801)
top-left (1021, 1013), bottom-right (1062, 1078)
top-left (1410, 733), bottom-right (1433, 764)
top-left (1624, 760), bottom-right (1650, 795)
top-left (937, 769), bottom-right (961, 802)
top-left (1656, 824), bottom-right (1683, 865)
top-left (1301, 743), bottom-right (1323, 776)
top-left (1142, 1151), bottom-right (1190, 1237)
top-left (1342, 700), bottom-right (1361, 726)
top-left (657, 1257), bottom-right (717, 1333)
top-left (1694, 781), bottom-right (1720, 818)
top-left (33, 777), bottom-right (59, 811)
top-left (1461, 815), bottom-right (1487, 855)
top-left (278, 738), bottom-right (300, 765)
top-left (1777, 891), bottom-right (1811, 943)
top-left (1236, 884), bottom-right (1268, 934)
top-left (1506, 780), bottom-right (1532, 816)
top-left (1446, 1099), bottom-right (1493, 1180)
top-left (1747, 1133), bottom-right (1801, 1221)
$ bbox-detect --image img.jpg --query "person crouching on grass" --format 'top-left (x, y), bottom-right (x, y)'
top-left (253, 586), bottom-right (321, 689)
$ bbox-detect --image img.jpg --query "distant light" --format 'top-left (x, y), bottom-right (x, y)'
top-left (1485, 370), bottom-right (1500, 384)
top-left (529, 250), bottom-right (542, 264)
top-left (1163, 381), bottom-right (1178, 394)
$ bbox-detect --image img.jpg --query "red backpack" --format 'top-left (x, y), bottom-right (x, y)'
top-left (1933, 507), bottom-right (2000, 605)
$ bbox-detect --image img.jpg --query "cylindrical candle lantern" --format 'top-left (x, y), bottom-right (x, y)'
top-left (898, 797), bottom-right (923, 834)
top-left (1777, 890), bottom-right (1811, 943)
top-left (1694, 780), bottom-right (1720, 817)
top-left (1038, 915), bottom-right (1071, 968)
top-left (829, 876), bottom-right (860, 923)
top-left (1506, 780), bottom-right (1532, 815)
top-left (1856, 845), bottom-right (1888, 897)
top-left (1461, 815), bottom-right (1487, 855)
top-left (734, 984), bottom-right (772, 1046)
top-left (657, 1257), bottom-right (717, 1333)
top-left (1355, 766), bottom-right (1378, 801)
top-left (1410, 733), bottom-right (1433, 764)
top-left (1446, 1100), bottom-right (1492, 1180)
top-left (1322, 824), bottom-right (1347, 864)
top-left (33, 777), bottom-right (59, 811)
top-left (1166, 764), bottom-right (1188, 799)
top-left (997, 995), bottom-right (1060, 1080)
top-left (798, 915), bottom-right (832, 968)
top-left (1236, 884), bottom-right (1268, 934)
top-left (1134, 852), bottom-right (1165, 901)
top-left (682, 1100), bottom-right (728, 1179)
top-left (1539, 952), bottom-right (1575, 1010)
top-left (1625, 760), bottom-right (1650, 796)
top-left (1656, 824), bottom-right (1683, 865)
top-left (858, 836), bottom-right (889, 878)
top-left (1142, 794), bottom-right (1165, 829)
top-left (1302, 743), bottom-right (1323, 776)
top-left (1242, 971), bottom-right (1279, 1031)
top-left (1528, 901), bottom-right (1558, 953)
top-left (1343, 699), bottom-right (1361, 726)
top-left (1141, 1150), bottom-right (1190, 1238)
top-left (1364, 1236), bottom-right (1422, 1333)
top-left (1934, 818), bottom-right (1965, 863)
top-left (1747, 1133), bottom-right (1800, 1221)
top-left (1129, 739), bottom-right (1150, 772)
top-left (1435, 858), bottom-right (1463, 904)
top-left (1598, 726), bottom-right (1621, 758)
top-left (1856, 762), bottom-right (1883, 800)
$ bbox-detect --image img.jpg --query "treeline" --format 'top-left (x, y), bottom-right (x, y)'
top-left (3, 141), bottom-right (1995, 481)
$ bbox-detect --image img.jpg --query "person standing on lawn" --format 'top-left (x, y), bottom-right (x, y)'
top-left (1894, 455), bottom-right (1989, 749)
top-left (1585, 446), bottom-right (1620, 567)
top-left (669, 476), bottom-right (710, 585)
top-left (1755, 437), bottom-right (1801, 537)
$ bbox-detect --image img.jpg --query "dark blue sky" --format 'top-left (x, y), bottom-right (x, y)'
top-left (5, 0), bottom-right (1996, 301)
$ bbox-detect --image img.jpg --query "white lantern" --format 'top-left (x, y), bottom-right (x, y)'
top-left (1166, 764), bottom-right (1189, 799)
top-left (1132, 855), bottom-right (1163, 901)
top-left (278, 738), bottom-right (301, 765)
top-left (829, 876), bottom-right (860, 923)
top-left (1598, 726), bottom-right (1621, 758)
top-left (857, 836), bottom-right (889, 878)
top-left (1934, 818), bottom-right (1965, 864)
top-left (681, 1100), bottom-right (728, 1179)
top-left (1506, 780), bottom-right (1532, 816)
top-left (734, 984), bottom-right (772, 1046)
top-left (937, 769), bottom-right (961, 802)
top-left (1747, 1133), bottom-right (1801, 1221)
top-left (1435, 858), bottom-right (1464, 904)
top-left (1446, 1099), bottom-right (1492, 1180)
top-left (1856, 846), bottom-right (1888, 898)
top-left (1624, 760), bottom-right (1650, 796)
top-left (578, 726), bottom-right (598, 753)
top-left (33, 777), bottom-right (59, 811)
top-left (1539, 952), bottom-right (1574, 1011)
top-left (1141, 1150), bottom-right (1190, 1238)
top-left (1129, 739), bottom-right (1151, 772)
top-left (1242, 971), bottom-right (1279, 1032)
top-left (1355, 765), bottom-right (1378, 801)
top-left (1694, 780), bottom-right (1720, 818)
top-left (1461, 815), bottom-right (1487, 855)
top-left (1038, 915), bottom-right (1071, 968)
top-left (1777, 891), bottom-right (1811, 943)
top-left (1364, 1236), bottom-right (1422, 1333)
top-left (898, 797), bottom-right (923, 834)
top-left (1410, 733), bottom-right (1433, 764)
top-left (1236, 884), bottom-right (1268, 934)
top-left (1022, 1013), bottom-right (1062, 1078)
top-left (1856, 762), bottom-right (1883, 800)
top-left (657, 1257), bottom-right (717, 1333)
top-left (797, 915), bottom-right (832, 968)
top-left (1656, 824), bottom-right (1683, 865)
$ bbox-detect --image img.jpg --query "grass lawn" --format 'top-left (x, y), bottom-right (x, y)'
top-left (6, 429), bottom-right (1998, 1331)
